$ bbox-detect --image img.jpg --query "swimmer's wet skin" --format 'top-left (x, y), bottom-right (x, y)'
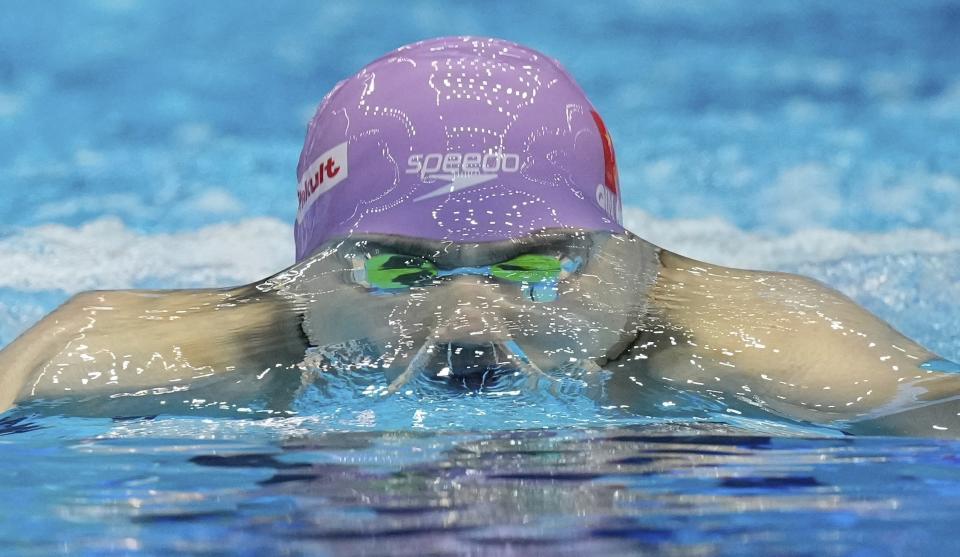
top-left (0, 286), bottom-right (311, 415)
top-left (3, 229), bottom-right (959, 435)
top-left (2, 36), bottom-right (958, 436)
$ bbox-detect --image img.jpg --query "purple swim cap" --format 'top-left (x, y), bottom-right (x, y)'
top-left (295, 36), bottom-right (623, 261)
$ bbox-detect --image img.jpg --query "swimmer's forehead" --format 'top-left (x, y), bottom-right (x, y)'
top-left (333, 229), bottom-right (604, 267)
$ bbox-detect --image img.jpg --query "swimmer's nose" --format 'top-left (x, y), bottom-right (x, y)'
top-left (431, 296), bottom-right (510, 344)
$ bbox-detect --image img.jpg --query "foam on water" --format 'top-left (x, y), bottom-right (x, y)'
top-left (623, 208), bottom-right (960, 269)
top-left (0, 216), bottom-right (292, 293)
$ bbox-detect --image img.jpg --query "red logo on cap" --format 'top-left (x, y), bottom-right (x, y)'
top-left (590, 110), bottom-right (618, 195)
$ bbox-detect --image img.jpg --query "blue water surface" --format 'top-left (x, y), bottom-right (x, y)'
top-left (2, 1), bottom-right (960, 555)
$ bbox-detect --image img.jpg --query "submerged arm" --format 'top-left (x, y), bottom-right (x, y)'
top-left (642, 249), bottom-right (960, 426)
top-left (0, 284), bottom-right (309, 413)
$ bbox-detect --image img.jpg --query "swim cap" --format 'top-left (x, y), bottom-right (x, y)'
top-left (295, 36), bottom-right (623, 261)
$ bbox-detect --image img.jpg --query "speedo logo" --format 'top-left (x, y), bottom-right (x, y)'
top-left (297, 141), bottom-right (348, 223)
top-left (407, 152), bottom-right (520, 201)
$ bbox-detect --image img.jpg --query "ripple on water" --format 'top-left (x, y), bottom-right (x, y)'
top-left (2, 416), bottom-right (959, 555)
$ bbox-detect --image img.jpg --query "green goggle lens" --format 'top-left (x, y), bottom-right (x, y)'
top-left (489, 254), bottom-right (562, 283)
top-left (364, 254), bottom-right (438, 289)
top-left (361, 253), bottom-right (567, 291)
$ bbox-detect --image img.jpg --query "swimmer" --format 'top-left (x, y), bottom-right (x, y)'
top-left (2, 36), bottom-right (958, 435)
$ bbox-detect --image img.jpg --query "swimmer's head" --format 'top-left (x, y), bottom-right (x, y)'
top-left (285, 229), bottom-right (658, 391)
top-left (295, 36), bottom-right (623, 262)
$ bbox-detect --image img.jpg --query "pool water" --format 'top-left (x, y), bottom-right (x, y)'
top-left (2, 1), bottom-right (960, 555)
top-left (5, 416), bottom-right (960, 556)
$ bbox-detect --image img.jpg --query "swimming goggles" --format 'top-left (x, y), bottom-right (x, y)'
top-left (351, 253), bottom-right (583, 302)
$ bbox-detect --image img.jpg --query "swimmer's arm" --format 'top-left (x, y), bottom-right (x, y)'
top-left (845, 398), bottom-right (960, 438)
top-left (643, 249), bottom-right (960, 426)
top-left (0, 285), bottom-right (309, 412)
